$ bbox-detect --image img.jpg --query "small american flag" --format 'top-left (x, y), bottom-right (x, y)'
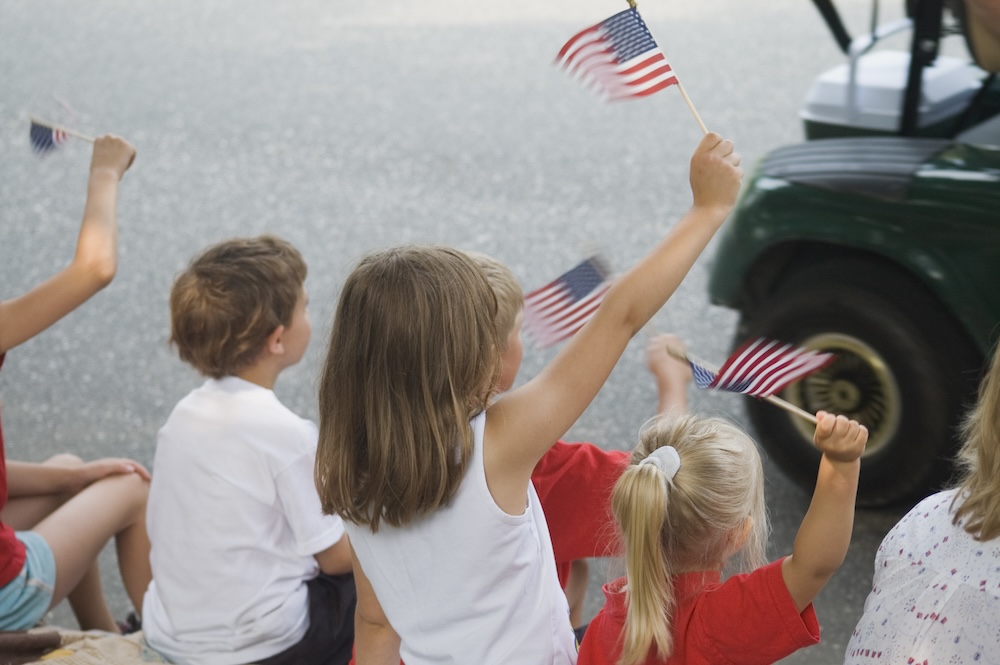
top-left (556, 8), bottom-right (679, 101)
top-left (523, 256), bottom-right (613, 348)
top-left (29, 120), bottom-right (68, 153)
top-left (689, 338), bottom-right (835, 398)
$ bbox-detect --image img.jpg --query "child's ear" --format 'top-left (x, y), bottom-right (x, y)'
top-left (266, 325), bottom-right (286, 356)
top-left (727, 516), bottom-right (754, 556)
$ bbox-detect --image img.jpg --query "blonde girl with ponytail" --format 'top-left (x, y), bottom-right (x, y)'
top-left (578, 410), bottom-right (867, 665)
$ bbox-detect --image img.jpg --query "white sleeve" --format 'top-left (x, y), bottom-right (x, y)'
top-left (274, 428), bottom-right (346, 558)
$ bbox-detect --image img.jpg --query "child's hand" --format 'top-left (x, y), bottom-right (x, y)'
top-left (72, 458), bottom-right (152, 492)
top-left (689, 132), bottom-right (743, 218)
top-left (90, 134), bottom-right (136, 181)
top-left (646, 334), bottom-right (692, 415)
top-left (813, 410), bottom-right (868, 463)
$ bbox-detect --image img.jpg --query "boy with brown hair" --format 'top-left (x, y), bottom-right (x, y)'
top-left (143, 235), bottom-right (354, 665)
top-left (466, 251), bottom-right (691, 633)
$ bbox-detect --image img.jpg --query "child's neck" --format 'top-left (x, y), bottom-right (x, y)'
top-left (236, 361), bottom-right (282, 390)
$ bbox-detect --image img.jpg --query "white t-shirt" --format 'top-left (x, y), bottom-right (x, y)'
top-left (846, 489), bottom-right (1000, 664)
top-left (346, 411), bottom-right (578, 665)
top-left (143, 377), bottom-right (345, 665)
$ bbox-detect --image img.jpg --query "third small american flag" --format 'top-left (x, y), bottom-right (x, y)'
top-left (555, 8), bottom-right (679, 101)
top-left (690, 338), bottom-right (835, 398)
top-left (523, 256), bottom-right (613, 348)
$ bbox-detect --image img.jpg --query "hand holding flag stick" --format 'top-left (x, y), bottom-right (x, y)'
top-left (663, 339), bottom-right (837, 425)
top-left (555, 4), bottom-right (708, 134)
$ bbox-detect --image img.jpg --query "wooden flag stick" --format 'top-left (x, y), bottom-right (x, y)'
top-left (676, 82), bottom-right (708, 135)
top-left (30, 116), bottom-right (94, 143)
top-left (663, 344), bottom-right (818, 424)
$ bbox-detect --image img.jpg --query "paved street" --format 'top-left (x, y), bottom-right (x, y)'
top-left (2, 0), bottom-right (915, 662)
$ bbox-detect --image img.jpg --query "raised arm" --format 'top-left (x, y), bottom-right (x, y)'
top-left (0, 135), bottom-right (135, 354)
top-left (782, 411), bottom-right (868, 612)
top-left (485, 133), bottom-right (742, 506)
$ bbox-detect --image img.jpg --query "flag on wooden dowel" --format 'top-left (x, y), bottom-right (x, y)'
top-left (523, 255), bottom-right (613, 348)
top-left (29, 120), bottom-right (68, 153)
top-left (665, 339), bottom-right (835, 424)
top-left (28, 117), bottom-right (94, 154)
top-left (555, 6), bottom-right (708, 133)
top-left (556, 7), bottom-right (678, 100)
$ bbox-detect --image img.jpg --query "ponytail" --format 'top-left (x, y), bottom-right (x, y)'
top-left (613, 461), bottom-right (674, 664)
top-left (610, 413), bottom-right (769, 665)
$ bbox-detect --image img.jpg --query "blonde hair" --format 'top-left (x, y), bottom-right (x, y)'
top-left (951, 339), bottom-right (1000, 541)
top-left (169, 235), bottom-right (306, 378)
top-left (315, 245), bottom-right (503, 531)
top-left (612, 412), bottom-right (768, 665)
top-left (464, 250), bottom-right (523, 343)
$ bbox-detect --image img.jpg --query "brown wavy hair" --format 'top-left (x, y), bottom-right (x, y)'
top-left (315, 245), bottom-right (502, 531)
top-left (169, 235), bottom-right (306, 378)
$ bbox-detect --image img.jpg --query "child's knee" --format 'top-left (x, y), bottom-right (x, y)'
top-left (44, 453), bottom-right (83, 468)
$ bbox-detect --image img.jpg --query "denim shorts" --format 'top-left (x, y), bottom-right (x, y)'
top-left (0, 532), bottom-right (56, 630)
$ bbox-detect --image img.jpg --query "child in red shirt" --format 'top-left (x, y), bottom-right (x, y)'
top-left (577, 410), bottom-right (868, 665)
top-left (0, 136), bottom-right (150, 632)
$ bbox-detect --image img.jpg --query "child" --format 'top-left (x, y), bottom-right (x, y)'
top-left (468, 250), bottom-right (692, 632)
top-left (576, 410), bottom-right (868, 665)
top-left (315, 131), bottom-right (743, 664)
top-left (845, 338), bottom-right (1000, 664)
top-left (0, 135), bottom-right (151, 633)
top-left (142, 235), bottom-right (354, 665)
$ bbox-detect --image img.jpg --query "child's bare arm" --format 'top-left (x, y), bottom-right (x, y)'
top-left (486, 133), bottom-right (742, 502)
top-left (314, 534), bottom-right (353, 576)
top-left (0, 135), bottom-right (135, 354)
top-left (353, 551), bottom-right (402, 665)
top-left (782, 411), bottom-right (868, 612)
top-left (646, 333), bottom-right (692, 415)
top-left (6, 458), bottom-right (149, 497)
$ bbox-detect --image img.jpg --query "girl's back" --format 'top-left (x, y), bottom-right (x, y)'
top-left (344, 412), bottom-right (576, 664)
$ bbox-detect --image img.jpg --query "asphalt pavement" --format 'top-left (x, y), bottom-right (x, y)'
top-left (2, 0), bottom-right (914, 662)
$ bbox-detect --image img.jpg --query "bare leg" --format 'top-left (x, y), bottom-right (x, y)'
top-left (1, 454), bottom-right (116, 631)
top-left (32, 472), bottom-right (150, 631)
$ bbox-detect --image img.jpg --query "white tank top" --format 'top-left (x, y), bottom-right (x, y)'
top-left (345, 411), bottom-right (578, 664)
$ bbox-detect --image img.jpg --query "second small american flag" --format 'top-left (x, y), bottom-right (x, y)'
top-left (523, 256), bottom-right (613, 348)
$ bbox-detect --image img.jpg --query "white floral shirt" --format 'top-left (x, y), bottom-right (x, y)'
top-left (846, 489), bottom-right (1000, 664)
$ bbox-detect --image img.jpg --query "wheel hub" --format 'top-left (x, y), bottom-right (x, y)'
top-left (783, 333), bottom-right (901, 458)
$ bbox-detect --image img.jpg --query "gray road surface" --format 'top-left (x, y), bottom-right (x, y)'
top-left (1, 0), bottom-right (924, 662)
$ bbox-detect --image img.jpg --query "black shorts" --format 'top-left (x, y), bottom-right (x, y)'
top-left (254, 572), bottom-right (356, 665)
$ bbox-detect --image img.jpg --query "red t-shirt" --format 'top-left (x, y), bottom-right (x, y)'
top-left (577, 559), bottom-right (821, 665)
top-left (0, 354), bottom-right (27, 586)
top-left (532, 440), bottom-right (630, 587)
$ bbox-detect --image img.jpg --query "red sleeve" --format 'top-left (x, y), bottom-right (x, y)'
top-left (684, 559), bottom-right (820, 664)
top-left (532, 441), bottom-right (629, 565)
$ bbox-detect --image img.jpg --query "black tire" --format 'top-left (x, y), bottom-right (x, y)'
top-left (736, 258), bottom-right (981, 507)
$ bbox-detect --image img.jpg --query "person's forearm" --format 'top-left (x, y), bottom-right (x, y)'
top-left (606, 204), bottom-right (731, 338)
top-left (793, 456), bottom-right (859, 572)
top-left (354, 616), bottom-right (401, 665)
top-left (74, 168), bottom-right (120, 288)
top-left (5, 461), bottom-right (76, 497)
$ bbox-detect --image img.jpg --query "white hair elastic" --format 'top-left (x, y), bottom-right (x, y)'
top-left (638, 446), bottom-right (681, 480)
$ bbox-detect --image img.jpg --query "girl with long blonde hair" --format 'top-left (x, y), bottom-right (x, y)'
top-left (578, 410), bottom-right (867, 665)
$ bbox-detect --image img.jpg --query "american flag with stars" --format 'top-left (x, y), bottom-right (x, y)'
top-left (688, 338), bottom-right (835, 398)
top-left (29, 120), bottom-right (68, 153)
top-left (556, 7), bottom-right (679, 101)
top-left (523, 255), bottom-right (613, 348)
